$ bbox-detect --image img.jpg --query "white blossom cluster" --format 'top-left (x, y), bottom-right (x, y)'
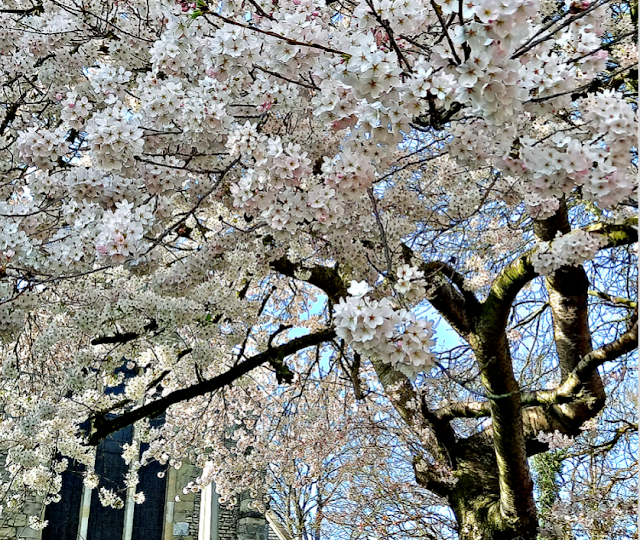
top-left (393, 264), bottom-right (427, 301)
top-left (17, 126), bottom-right (68, 170)
top-left (0, 0), bottom-right (630, 283)
top-left (541, 498), bottom-right (636, 538)
top-left (463, 255), bottom-right (493, 292)
top-left (60, 91), bottom-right (94, 129)
top-left (521, 127), bottom-right (636, 211)
top-left (28, 516), bottom-right (49, 531)
top-left (0, 285), bottom-right (37, 341)
top-left (335, 275), bottom-right (436, 379)
top-left (524, 193), bottom-right (560, 220)
top-left (21, 465), bottom-right (61, 496)
top-left (122, 441), bottom-right (140, 466)
top-left (85, 104), bottom-right (144, 172)
top-left (98, 487), bottom-right (124, 509)
top-left (536, 430), bottom-right (575, 450)
top-left (91, 65), bottom-right (133, 105)
top-left (532, 230), bottom-right (605, 276)
top-left (95, 200), bottom-right (152, 264)
top-left (83, 471), bottom-right (100, 490)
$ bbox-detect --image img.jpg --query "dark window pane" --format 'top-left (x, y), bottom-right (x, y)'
top-left (87, 425), bottom-right (133, 540)
top-left (131, 443), bottom-right (167, 540)
top-left (42, 459), bottom-right (86, 540)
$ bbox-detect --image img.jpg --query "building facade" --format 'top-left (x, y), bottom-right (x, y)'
top-left (0, 428), bottom-right (283, 540)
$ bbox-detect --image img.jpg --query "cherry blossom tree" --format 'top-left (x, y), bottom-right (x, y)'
top-left (0, 0), bottom-right (636, 538)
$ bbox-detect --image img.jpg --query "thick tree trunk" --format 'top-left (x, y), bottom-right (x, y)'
top-left (414, 431), bottom-right (538, 540)
top-left (533, 203), bottom-right (606, 431)
top-left (336, 207), bottom-right (638, 540)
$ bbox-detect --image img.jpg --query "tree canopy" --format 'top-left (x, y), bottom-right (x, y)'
top-left (0, 0), bottom-right (636, 538)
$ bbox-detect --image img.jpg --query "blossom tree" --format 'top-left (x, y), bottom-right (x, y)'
top-left (0, 0), bottom-right (636, 537)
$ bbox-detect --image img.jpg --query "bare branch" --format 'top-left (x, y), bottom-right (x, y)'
top-left (540, 314), bottom-right (638, 403)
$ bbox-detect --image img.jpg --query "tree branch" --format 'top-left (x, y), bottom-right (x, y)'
top-left (270, 258), bottom-right (348, 303)
top-left (434, 315), bottom-right (638, 421)
top-left (371, 357), bottom-right (457, 496)
top-left (584, 216), bottom-right (638, 248)
top-left (419, 261), bottom-right (476, 337)
top-left (91, 320), bottom-right (159, 345)
top-left (479, 214), bottom-right (637, 336)
top-left (87, 328), bottom-right (335, 445)
top-left (535, 314), bottom-right (638, 404)
top-left (480, 250), bottom-right (537, 332)
top-left (202, 11), bottom-right (346, 57)
top-left (589, 290), bottom-right (637, 309)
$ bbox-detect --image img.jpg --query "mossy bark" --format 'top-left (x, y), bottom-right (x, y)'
top-left (415, 430), bottom-right (539, 540)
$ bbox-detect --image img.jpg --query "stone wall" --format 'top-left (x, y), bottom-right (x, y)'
top-left (218, 504), bottom-right (238, 540)
top-left (164, 462), bottom-right (201, 540)
top-left (236, 492), bottom-right (268, 540)
top-left (0, 498), bottom-right (43, 540)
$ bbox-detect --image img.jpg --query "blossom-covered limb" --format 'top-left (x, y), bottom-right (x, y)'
top-left (88, 327), bottom-right (336, 445)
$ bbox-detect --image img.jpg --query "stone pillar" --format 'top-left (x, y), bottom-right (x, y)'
top-left (122, 417), bottom-right (143, 540)
top-left (197, 474), bottom-right (221, 540)
top-left (78, 485), bottom-right (92, 540)
top-left (210, 486), bottom-right (219, 540)
top-left (122, 473), bottom-right (137, 540)
top-left (163, 465), bottom-right (177, 540)
top-left (216, 502), bottom-right (238, 540)
top-left (237, 492), bottom-right (268, 540)
top-left (162, 463), bottom-right (201, 540)
top-left (198, 482), bottom-right (212, 540)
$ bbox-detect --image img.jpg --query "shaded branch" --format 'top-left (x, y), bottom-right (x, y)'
top-left (372, 356), bottom-right (457, 496)
top-left (270, 258), bottom-right (348, 302)
top-left (419, 261), bottom-right (476, 337)
top-left (87, 328), bottom-right (335, 445)
top-left (589, 290), bottom-right (637, 309)
top-left (421, 260), bottom-right (479, 308)
top-left (0, 5), bottom-right (43, 15)
top-left (91, 320), bottom-right (159, 345)
top-left (413, 456), bottom-right (454, 497)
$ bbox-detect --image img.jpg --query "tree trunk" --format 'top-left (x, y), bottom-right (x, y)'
top-left (415, 430), bottom-right (538, 540)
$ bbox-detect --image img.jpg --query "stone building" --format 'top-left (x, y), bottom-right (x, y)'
top-left (0, 426), bottom-right (288, 540)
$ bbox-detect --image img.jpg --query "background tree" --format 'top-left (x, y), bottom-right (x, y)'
top-left (0, 0), bottom-right (635, 538)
